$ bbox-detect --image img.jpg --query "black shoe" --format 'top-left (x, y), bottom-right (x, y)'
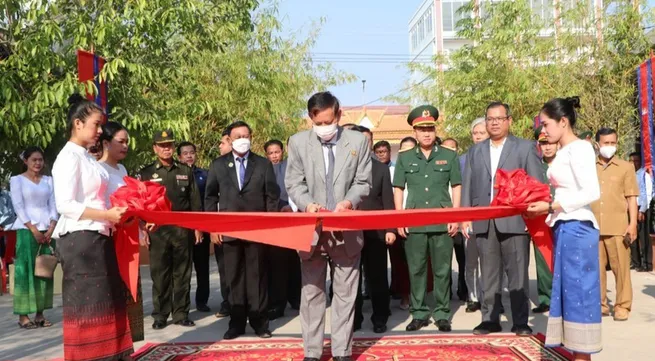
top-left (333, 357), bottom-right (352, 361)
top-left (511, 324), bottom-right (533, 336)
top-left (302, 358), bottom-right (320, 361)
top-left (196, 304), bottom-right (211, 313)
top-left (268, 308), bottom-right (284, 320)
top-left (436, 319), bottom-right (452, 332)
top-left (223, 328), bottom-right (244, 340)
top-left (466, 301), bottom-right (481, 313)
top-left (405, 318), bottom-right (430, 331)
top-left (499, 305), bottom-right (505, 314)
top-left (215, 304), bottom-right (231, 318)
top-left (256, 328), bottom-right (272, 338)
top-left (152, 320), bottom-right (167, 330)
top-left (637, 266), bottom-right (648, 272)
top-left (373, 324), bottom-right (387, 333)
top-left (473, 321), bottom-right (502, 335)
top-left (354, 323), bottom-right (362, 331)
top-left (457, 291), bottom-right (468, 302)
top-left (174, 318), bottom-right (195, 327)
top-left (532, 304), bottom-right (550, 313)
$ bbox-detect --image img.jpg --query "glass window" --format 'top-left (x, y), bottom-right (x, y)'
top-left (426, 9), bottom-right (433, 34)
top-left (443, 2), bottom-right (453, 31)
top-left (453, 2), bottom-right (467, 31)
top-left (418, 18), bottom-right (424, 42)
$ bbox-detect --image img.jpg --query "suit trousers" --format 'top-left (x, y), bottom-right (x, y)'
top-left (300, 235), bottom-right (360, 358)
top-left (193, 233), bottom-right (211, 306)
top-left (631, 208), bottom-right (653, 270)
top-left (405, 232), bottom-right (453, 321)
top-left (213, 244), bottom-right (231, 309)
top-left (599, 235), bottom-right (633, 313)
top-left (267, 245), bottom-right (301, 312)
top-left (450, 235), bottom-right (468, 300)
top-left (464, 234), bottom-right (482, 302)
top-left (149, 225), bottom-right (193, 322)
top-left (354, 231), bottom-right (391, 327)
top-left (223, 240), bottom-right (268, 331)
top-left (476, 222), bottom-right (530, 325)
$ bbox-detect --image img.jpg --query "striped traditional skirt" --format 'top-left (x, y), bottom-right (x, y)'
top-left (57, 231), bottom-right (133, 361)
top-left (13, 229), bottom-right (55, 315)
top-left (546, 220), bottom-right (602, 354)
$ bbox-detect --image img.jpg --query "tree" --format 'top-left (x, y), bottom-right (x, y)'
top-left (0, 0), bottom-right (351, 183)
top-left (402, 0), bottom-right (652, 154)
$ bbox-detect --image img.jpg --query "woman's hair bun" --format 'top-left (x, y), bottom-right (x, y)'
top-left (566, 96), bottom-right (581, 109)
top-left (67, 93), bottom-right (86, 106)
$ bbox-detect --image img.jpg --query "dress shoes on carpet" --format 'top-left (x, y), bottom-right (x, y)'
top-left (473, 321), bottom-right (502, 335)
top-left (268, 308), bottom-right (285, 320)
top-left (256, 328), bottom-right (273, 338)
top-left (223, 328), bottom-right (245, 340)
top-left (511, 324), bottom-right (533, 336)
top-left (405, 318), bottom-right (430, 331)
top-left (174, 318), bottom-right (195, 327)
top-left (214, 304), bottom-right (231, 318)
top-left (465, 301), bottom-right (481, 313)
top-left (436, 319), bottom-right (452, 332)
top-left (196, 304), bottom-right (211, 312)
top-left (152, 320), bottom-right (167, 330)
top-left (531, 304), bottom-right (550, 313)
top-left (373, 324), bottom-right (387, 333)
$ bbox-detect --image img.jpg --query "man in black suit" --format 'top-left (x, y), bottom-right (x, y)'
top-left (352, 126), bottom-right (396, 333)
top-left (205, 120), bottom-right (280, 340)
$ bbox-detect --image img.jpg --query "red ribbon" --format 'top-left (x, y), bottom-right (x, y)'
top-left (111, 171), bottom-right (553, 300)
top-left (491, 169), bottom-right (554, 272)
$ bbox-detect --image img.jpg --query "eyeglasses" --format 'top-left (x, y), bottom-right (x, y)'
top-left (485, 116), bottom-right (509, 124)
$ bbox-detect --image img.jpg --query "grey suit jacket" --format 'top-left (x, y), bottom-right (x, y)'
top-left (461, 135), bottom-right (545, 235)
top-left (285, 127), bottom-right (372, 260)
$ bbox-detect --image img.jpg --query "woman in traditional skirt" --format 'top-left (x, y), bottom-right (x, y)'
top-left (99, 121), bottom-right (145, 342)
top-left (527, 97), bottom-right (602, 360)
top-left (10, 146), bottom-right (58, 329)
top-left (51, 94), bottom-right (133, 361)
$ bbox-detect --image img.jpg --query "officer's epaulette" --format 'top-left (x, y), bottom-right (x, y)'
top-left (439, 146), bottom-right (457, 156)
top-left (139, 162), bottom-right (156, 172)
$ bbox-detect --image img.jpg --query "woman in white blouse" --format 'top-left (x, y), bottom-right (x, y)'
top-left (526, 97), bottom-right (601, 361)
top-left (51, 94), bottom-right (133, 361)
top-left (10, 146), bottom-right (58, 329)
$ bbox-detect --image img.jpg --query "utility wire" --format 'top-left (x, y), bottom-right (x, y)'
top-left (357, 76), bottom-right (432, 107)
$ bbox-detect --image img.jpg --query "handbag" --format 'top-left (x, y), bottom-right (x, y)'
top-left (34, 244), bottom-right (58, 279)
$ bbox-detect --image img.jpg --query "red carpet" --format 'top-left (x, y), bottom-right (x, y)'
top-left (133, 334), bottom-right (573, 361)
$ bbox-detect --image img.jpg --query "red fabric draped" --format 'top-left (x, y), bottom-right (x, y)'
top-left (111, 171), bottom-right (553, 300)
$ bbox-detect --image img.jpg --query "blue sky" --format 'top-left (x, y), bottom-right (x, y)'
top-left (277, 0), bottom-right (423, 106)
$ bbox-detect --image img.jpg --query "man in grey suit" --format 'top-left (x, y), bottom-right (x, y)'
top-left (286, 92), bottom-right (372, 361)
top-left (461, 102), bottom-right (544, 336)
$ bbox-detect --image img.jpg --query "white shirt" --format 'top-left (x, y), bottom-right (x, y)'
top-left (489, 138), bottom-right (507, 200)
top-left (52, 142), bottom-right (111, 238)
top-left (546, 139), bottom-right (600, 228)
top-left (638, 170), bottom-right (653, 210)
top-left (388, 161), bottom-right (396, 183)
top-left (9, 175), bottom-right (58, 231)
top-left (99, 162), bottom-right (128, 208)
top-left (233, 151), bottom-right (249, 190)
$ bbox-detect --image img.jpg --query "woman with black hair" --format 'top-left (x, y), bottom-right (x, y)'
top-left (51, 94), bottom-right (133, 361)
top-left (526, 97), bottom-right (602, 360)
top-left (10, 146), bottom-right (58, 329)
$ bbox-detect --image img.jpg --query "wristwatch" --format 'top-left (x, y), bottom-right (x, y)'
top-left (547, 201), bottom-right (554, 214)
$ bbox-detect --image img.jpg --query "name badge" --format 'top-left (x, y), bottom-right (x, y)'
top-left (150, 178), bottom-right (163, 183)
top-left (176, 175), bottom-right (189, 180)
top-left (435, 160), bottom-right (448, 165)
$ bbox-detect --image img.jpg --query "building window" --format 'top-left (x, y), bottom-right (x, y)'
top-left (443, 2), bottom-right (453, 31)
top-left (426, 8), bottom-right (433, 34)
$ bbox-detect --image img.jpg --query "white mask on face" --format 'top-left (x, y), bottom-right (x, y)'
top-left (313, 123), bottom-right (338, 141)
top-left (599, 145), bottom-right (617, 159)
top-left (232, 138), bottom-right (251, 154)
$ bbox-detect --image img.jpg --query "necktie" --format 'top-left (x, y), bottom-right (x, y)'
top-left (323, 143), bottom-right (336, 210)
top-left (237, 157), bottom-right (246, 190)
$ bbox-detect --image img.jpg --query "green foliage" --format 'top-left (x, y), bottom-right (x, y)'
top-left (0, 0), bottom-right (351, 183)
top-left (402, 0), bottom-right (652, 155)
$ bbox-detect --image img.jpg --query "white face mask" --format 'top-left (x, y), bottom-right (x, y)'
top-left (232, 138), bottom-right (251, 154)
top-left (313, 123), bottom-right (338, 141)
top-left (599, 145), bottom-right (617, 159)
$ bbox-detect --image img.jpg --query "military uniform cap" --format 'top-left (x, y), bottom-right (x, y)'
top-left (407, 105), bottom-right (439, 128)
top-left (534, 126), bottom-right (547, 142)
top-left (154, 129), bottom-right (175, 144)
top-left (578, 131), bottom-right (592, 140)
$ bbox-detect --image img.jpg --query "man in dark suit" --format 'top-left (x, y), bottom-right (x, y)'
top-left (461, 102), bottom-right (544, 336)
top-left (352, 126), bottom-right (395, 334)
top-left (205, 120), bottom-right (280, 340)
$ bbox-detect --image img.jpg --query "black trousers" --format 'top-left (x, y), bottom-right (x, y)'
top-left (267, 245), bottom-right (301, 312)
top-left (450, 234), bottom-right (468, 300)
top-left (148, 226), bottom-right (193, 322)
top-left (223, 240), bottom-right (268, 331)
top-left (214, 244), bottom-right (231, 309)
top-left (632, 207), bottom-right (653, 270)
top-left (193, 233), bottom-right (211, 306)
top-left (354, 231), bottom-right (391, 327)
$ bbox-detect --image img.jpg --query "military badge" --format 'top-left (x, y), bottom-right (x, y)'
top-left (176, 175), bottom-right (188, 180)
top-left (422, 109), bottom-right (430, 117)
top-left (152, 173), bottom-right (159, 179)
top-left (435, 160), bottom-right (448, 165)
top-left (228, 162), bottom-right (234, 168)
top-left (162, 131), bottom-right (168, 137)
top-left (351, 150), bottom-right (357, 156)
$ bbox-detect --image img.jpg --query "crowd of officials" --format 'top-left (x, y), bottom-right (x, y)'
top-left (0, 91), bottom-right (652, 361)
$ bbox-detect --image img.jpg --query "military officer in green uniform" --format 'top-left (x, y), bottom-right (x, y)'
top-left (139, 130), bottom-right (203, 329)
top-left (393, 105), bottom-right (462, 332)
top-left (532, 126), bottom-right (556, 313)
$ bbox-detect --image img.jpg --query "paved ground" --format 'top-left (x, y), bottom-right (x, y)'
top-left (1, 248), bottom-right (653, 361)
